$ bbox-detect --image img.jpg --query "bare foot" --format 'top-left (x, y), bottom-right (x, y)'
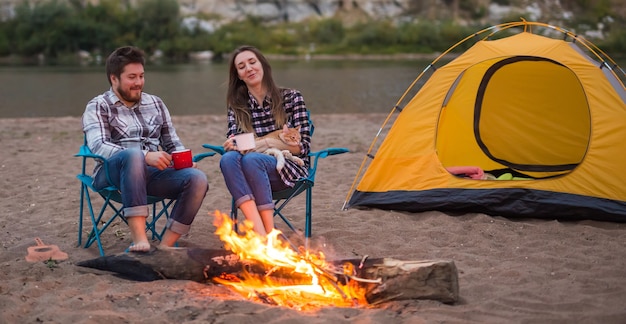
top-left (128, 241), bottom-right (151, 252)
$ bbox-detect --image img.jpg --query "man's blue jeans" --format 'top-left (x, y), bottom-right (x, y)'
top-left (93, 149), bottom-right (208, 235)
top-left (219, 151), bottom-right (290, 211)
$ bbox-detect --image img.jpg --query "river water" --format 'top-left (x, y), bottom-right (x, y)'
top-left (2, 57), bottom-right (624, 119)
top-left (0, 59), bottom-right (430, 118)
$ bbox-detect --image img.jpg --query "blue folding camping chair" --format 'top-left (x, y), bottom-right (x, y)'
top-left (75, 136), bottom-right (190, 256)
top-left (194, 112), bottom-right (348, 238)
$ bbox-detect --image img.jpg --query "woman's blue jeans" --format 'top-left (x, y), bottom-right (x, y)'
top-left (93, 149), bottom-right (208, 235)
top-left (219, 151), bottom-right (290, 211)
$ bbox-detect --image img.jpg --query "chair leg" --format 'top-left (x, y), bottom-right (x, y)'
top-left (304, 187), bottom-right (312, 238)
top-left (273, 200), bottom-right (298, 233)
top-left (148, 199), bottom-right (174, 241)
top-left (147, 201), bottom-right (162, 240)
top-left (82, 191), bottom-right (107, 256)
top-left (78, 184), bottom-right (86, 247)
top-left (81, 193), bottom-right (174, 256)
top-left (231, 193), bottom-right (310, 241)
top-left (230, 198), bottom-right (239, 233)
top-left (82, 192), bottom-right (125, 257)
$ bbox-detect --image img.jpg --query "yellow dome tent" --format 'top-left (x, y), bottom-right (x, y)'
top-left (345, 20), bottom-right (626, 222)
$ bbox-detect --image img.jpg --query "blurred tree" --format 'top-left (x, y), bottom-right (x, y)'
top-left (13, 0), bottom-right (74, 57)
top-left (344, 20), bottom-right (398, 53)
top-left (77, 0), bottom-right (136, 54)
top-left (0, 0), bottom-right (624, 64)
top-left (207, 16), bottom-right (269, 57)
top-left (309, 18), bottom-right (345, 45)
top-left (136, 0), bottom-right (181, 54)
top-left (0, 18), bottom-right (11, 56)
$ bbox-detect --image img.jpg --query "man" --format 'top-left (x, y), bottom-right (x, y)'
top-left (82, 46), bottom-right (208, 252)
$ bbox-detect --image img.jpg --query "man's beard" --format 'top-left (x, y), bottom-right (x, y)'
top-left (117, 85), bottom-right (142, 104)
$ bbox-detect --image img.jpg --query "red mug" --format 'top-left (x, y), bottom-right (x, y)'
top-left (172, 149), bottom-right (193, 170)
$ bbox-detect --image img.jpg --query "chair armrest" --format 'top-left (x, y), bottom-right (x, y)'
top-left (192, 151), bottom-right (216, 162)
top-left (74, 144), bottom-right (115, 187)
top-left (310, 147), bottom-right (349, 159)
top-left (201, 144), bottom-right (227, 156)
top-left (74, 145), bottom-right (107, 162)
top-left (193, 144), bottom-right (225, 163)
top-left (308, 147), bottom-right (349, 180)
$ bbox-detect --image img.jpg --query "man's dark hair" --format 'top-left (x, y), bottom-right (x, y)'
top-left (105, 46), bottom-right (146, 86)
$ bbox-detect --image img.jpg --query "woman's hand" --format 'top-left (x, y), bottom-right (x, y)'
top-left (223, 136), bottom-right (236, 151)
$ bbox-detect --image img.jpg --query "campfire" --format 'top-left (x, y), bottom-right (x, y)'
top-left (211, 210), bottom-right (372, 309)
top-left (77, 212), bottom-right (459, 308)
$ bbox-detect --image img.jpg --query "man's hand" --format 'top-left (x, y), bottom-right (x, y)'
top-left (145, 151), bottom-right (172, 170)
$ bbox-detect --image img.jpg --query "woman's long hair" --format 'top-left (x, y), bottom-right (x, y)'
top-left (226, 45), bottom-right (286, 132)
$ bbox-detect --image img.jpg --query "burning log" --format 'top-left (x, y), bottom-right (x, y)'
top-left (347, 257), bottom-right (459, 304)
top-left (76, 247), bottom-right (459, 304)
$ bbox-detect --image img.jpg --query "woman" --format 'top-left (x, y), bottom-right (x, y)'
top-left (220, 45), bottom-right (311, 235)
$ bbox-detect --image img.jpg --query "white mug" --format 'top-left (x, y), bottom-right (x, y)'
top-left (234, 133), bottom-right (256, 151)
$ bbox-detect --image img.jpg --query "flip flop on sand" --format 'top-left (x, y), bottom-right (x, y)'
top-left (25, 237), bottom-right (69, 262)
top-left (127, 241), bottom-right (151, 253)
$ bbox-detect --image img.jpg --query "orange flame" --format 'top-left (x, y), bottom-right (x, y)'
top-left (211, 210), bottom-right (368, 309)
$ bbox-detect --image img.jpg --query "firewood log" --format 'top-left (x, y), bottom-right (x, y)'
top-left (76, 247), bottom-right (459, 303)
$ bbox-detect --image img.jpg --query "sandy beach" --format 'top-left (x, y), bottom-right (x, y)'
top-left (1, 114), bottom-right (625, 323)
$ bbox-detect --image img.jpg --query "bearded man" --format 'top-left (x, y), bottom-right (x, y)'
top-left (82, 46), bottom-right (208, 252)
